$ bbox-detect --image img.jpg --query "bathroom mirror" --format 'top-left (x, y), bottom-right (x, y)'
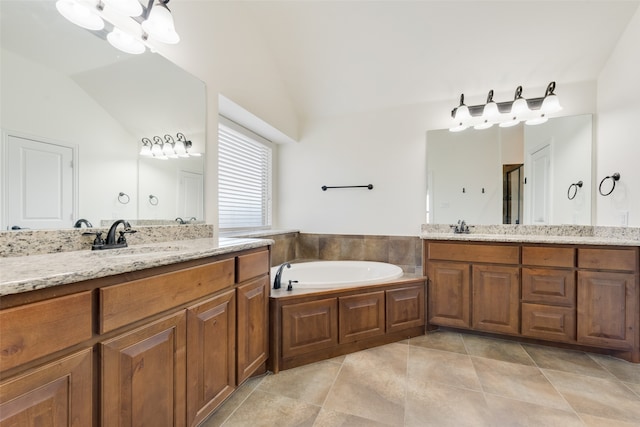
top-left (0, 0), bottom-right (206, 229)
top-left (426, 114), bottom-right (593, 226)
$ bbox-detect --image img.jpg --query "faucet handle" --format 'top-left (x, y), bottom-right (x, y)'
top-left (117, 229), bottom-right (137, 244)
top-left (83, 231), bottom-right (105, 247)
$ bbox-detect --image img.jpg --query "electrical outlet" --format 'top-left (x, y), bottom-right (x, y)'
top-left (618, 211), bottom-right (628, 227)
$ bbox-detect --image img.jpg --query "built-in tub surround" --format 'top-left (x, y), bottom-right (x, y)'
top-left (235, 231), bottom-right (422, 273)
top-left (0, 223), bottom-right (213, 257)
top-left (421, 224), bottom-right (640, 245)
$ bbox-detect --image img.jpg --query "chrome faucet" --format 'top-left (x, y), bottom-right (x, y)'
top-left (175, 217), bottom-right (186, 224)
top-left (273, 262), bottom-right (291, 289)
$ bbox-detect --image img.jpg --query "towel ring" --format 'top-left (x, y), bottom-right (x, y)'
top-left (118, 192), bottom-right (130, 204)
top-left (598, 173), bottom-right (620, 196)
top-left (148, 194), bottom-right (159, 206)
top-left (567, 181), bottom-right (583, 200)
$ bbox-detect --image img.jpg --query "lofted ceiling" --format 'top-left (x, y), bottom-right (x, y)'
top-left (241, 0), bottom-right (639, 120)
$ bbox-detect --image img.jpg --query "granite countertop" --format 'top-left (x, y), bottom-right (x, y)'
top-left (420, 232), bottom-right (640, 246)
top-left (0, 237), bottom-right (273, 296)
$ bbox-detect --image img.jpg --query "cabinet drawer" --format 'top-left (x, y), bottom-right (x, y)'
top-left (578, 248), bottom-right (638, 271)
top-left (0, 291), bottom-right (92, 371)
top-left (522, 246), bottom-right (574, 268)
top-left (522, 268), bottom-right (575, 306)
top-left (427, 242), bottom-right (519, 264)
top-left (522, 303), bottom-right (576, 342)
top-left (236, 250), bottom-right (270, 283)
top-left (100, 259), bottom-right (234, 333)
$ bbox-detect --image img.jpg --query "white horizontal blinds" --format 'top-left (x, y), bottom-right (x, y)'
top-left (218, 119), bottom-right (272, 229)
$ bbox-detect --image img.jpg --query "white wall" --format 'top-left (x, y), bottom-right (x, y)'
top-left (596, 6), bottom-right (640, 227)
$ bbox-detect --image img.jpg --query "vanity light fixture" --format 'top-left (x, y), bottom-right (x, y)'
top-left (449, 81), bottom-right (562, 132)
top-left (140, 133), bottom-right (200, 159)
top-left (55, 0), bottom-right (180, 55)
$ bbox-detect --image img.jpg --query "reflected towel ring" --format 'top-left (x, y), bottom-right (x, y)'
top-left (118, 192), bottom-right (130, 204)
top-left (567, 181), bottom-right (583, 200)
top-left (598, 173), bottom-right (620, 196)
top-left (148, 194), bottom-right (159, 206)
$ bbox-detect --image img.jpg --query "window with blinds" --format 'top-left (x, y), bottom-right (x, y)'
top-left (218, 118), bottom-right (272, 230)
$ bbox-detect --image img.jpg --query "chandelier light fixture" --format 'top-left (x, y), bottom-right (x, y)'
top-left (140, 133), bottom-right (201, 159)
top-left (55, 0), bottom-right (180, 55)
top-left (449, 82), bottom-right (562, 132)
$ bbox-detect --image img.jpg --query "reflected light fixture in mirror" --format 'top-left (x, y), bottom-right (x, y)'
top-left (449, 81), bottom-right (562, 132)
top-left (140, 133), bottom-right (200, 159)
top-left (55, 0), bottom-right (180, 55)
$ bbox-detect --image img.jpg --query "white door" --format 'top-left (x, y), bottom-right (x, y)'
top-left (177, 170), bottom-right (203, 220)
top-left (5, 134), bottom-right (75, 229)
top-left (525, 143), bottom-right (552, 225)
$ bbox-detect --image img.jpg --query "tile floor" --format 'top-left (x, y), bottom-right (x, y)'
top-left (200, 330), bottom-right (640, 427)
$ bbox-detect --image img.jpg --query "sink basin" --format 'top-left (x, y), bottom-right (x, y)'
top-left (91, 245), bottom-right (187, 257)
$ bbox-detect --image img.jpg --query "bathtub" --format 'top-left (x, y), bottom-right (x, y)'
top-left (270, 260), bottom-right (404, 289)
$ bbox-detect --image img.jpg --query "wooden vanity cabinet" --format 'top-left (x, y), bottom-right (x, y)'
top-left (425, 240), bottom-right (640, 363)
top-left (521, 246), bottom-right (576, 343)
top-left (0, 246), bottom-right (272, 426)
top-left (577, 247), bottom-right (638, 351)
top-left (472, 265), bottom-right (520, 334)
top-left (0, 349), bottom-right (93, 427)
top-left (186, 290), bottom-right (236, 427)
top-left (101, 312), bottom-right (187, 427)
top-left (425, 242), bottom-right (519, 335)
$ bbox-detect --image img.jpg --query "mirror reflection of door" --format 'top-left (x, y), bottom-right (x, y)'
top-left (4, 133), bottom-right (76, 230)
top-left (503, 164), bottom-right (523, 224)
top-left (178, 170), bottom-right (203, 220)
top-left (525, 142), bottom-right (552, 225)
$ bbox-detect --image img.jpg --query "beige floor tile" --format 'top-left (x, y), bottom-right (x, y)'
top-left (522, 344), bottom-right (614, 379)
top-left (589, 353), bottom-right (640, 384)
top-left (312, 408), bottom-right (393, 427)
top-left (322, 343), bottom-right (407, 426)
top-left (408, 330), bottom-right (467, 354)
top-left (472, 357), bottom-right (571, 411)
top-left (624, 381), bottom-right (640, 397)
top-left (543, 369), bottom-right (640, 423)
top-left (580, 413), bottom-right (640, 427)
top-left (405, 380), bottom-right (492, 427)
top-left (257, 360), bottom-right (341, 406)
top-left (408, 346), bottom-right (481, 391)
top-left (220, 389), bottom-right (320, 427)
top-left (199, 375), bottom-right (265, 427)
top-left (485, 394), bottom-right (584, 427)
top-left (463, 334), bottom-right (536, 366)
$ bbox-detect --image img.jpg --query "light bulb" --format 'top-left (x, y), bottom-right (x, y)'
top-left (107, 28), bottom-right (145, 54)
top-left (511, 97), bottom-right (530, 116)
top-left (140, 144), bottom-right (152, 156)
top-left (141, 2), bottom-right (180, 44)
top-left (56, 0), bottom-right (104, 31)
top-left (541, 93), bottom-right (562, 114)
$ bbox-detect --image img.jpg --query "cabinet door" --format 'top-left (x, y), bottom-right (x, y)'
top-left (0, 349), bottom-right (92, 427)
top-left (472, 265), bottom-right (520, 334)
top-left (281, 298), bottom-right (338, 358)
top-left (237, 276), bottom-right (269, 384)
top-left (186, 290), bottom-right (236, 426)
top-left (339, 292), bottom-right (385, 343)
top-left (386, 284), bottom-right (425, 333)
top-left (427, 262), bottom-right (470, 328)
top-left (577, 271), bottom-right (637, 350)
top-left (101, 312), bottom-right (186, 427)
